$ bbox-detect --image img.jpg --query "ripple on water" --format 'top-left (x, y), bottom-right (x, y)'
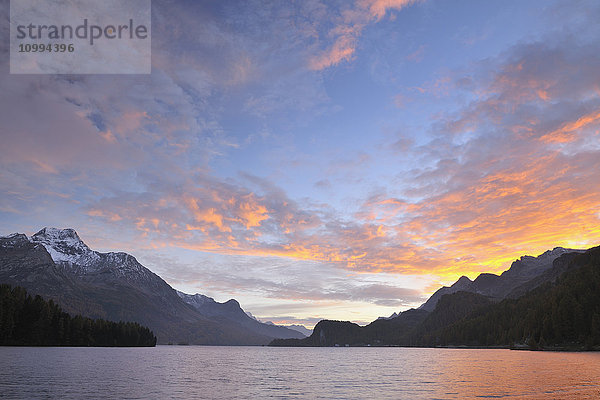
top-left (0, 347), bottom-right (600, 399)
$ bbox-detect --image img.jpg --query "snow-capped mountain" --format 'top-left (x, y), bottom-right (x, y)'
top-left (500, 247), bottom-right (578, 281)
top-left (31, 228), bottom-right (99, 267)
top-left (0, 233), bottom-right (31, 248)
top-left (177, 291), bottom-right (215, 308)
top-left (30, 227), bottom-right (159, 290)
top-left (0, 227), bottom-right (304, 344)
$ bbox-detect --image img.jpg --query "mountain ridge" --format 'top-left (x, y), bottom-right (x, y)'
top-left (176, 290), bottom-right (305, 340)
top-left (419, 246), bottom-right (585, 311)
top-left (0, 227), bottom-right (304, 344)
top-left (271, 245), bottom-right (599, 348)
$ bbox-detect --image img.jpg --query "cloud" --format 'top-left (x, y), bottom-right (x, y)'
top-left (309, 0), bottom-right (422, 70)
top-left (136, 249), bottom-right (426, 327)
top-left (539, 110), bottom-right (600, 144)
top-left (7, 13), bottom-right (599, 284)
top-left (81, 167), bottom-right (464, 277)
top-left (363, 0), bottom-right (420, 20)
top-left (378, 29), bottom-right (600, 273)
top-left (91, 19), bottom-right (600, 280)
top-left (4, 0), bottom-right (600, 294)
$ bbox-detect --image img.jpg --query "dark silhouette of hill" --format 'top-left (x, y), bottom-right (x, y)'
top-left (421, 246), bottom-right (600, 349)
top-left (0, 284), bottom-right (156, 346)
top-left (272, 246), bottom-right (600, 350)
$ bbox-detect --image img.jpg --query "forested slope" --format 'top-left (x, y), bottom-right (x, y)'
top-left (0, 284), bottom-right (157, 347)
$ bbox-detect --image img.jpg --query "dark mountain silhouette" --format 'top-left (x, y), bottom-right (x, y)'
top-left (0, 284), bottom-right (156, 347)
top-left (271, 246), bottom-right (600, 350)
top-left (419, 247), bottom-right (584, 311)
top-left (177, 291), bottom-right (306, 340)
top-left (416, 246), bottom-right (600, 349)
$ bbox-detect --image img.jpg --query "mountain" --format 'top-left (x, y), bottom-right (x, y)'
top-left (285, 324), bottom-right (313, 337)
top-left (243, 311), bottom-right (311, 337)
top-left (419, 247), bottom-right (584, 311)
top-left (0, 284), bottom-right (156, 347)
top-left (416, 246), bottom-right (600, 349)
top-left (271, 320), bottom-right (363, 347)
top-left (271, 308), bottom-right (429, 347)
top-left (271, 245), bottom-right (598, 349)
top-left (377, 312), bottom-right (399, 320)
top-left (410, 291), bottom-right (493, 344)
top-left (0, 228), bottom-right (303, 345)
top-left (177, 291), bottom-right (305, 339)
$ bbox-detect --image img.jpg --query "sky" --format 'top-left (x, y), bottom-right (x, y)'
top-left (1, 0), bottom-right (600, 328)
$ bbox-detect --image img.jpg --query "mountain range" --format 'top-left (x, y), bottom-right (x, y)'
top-left (0, 228), bottom-right (305, 345)
top-left (271, 244), bottom-right (600, 349)
top-left (3, 226), bottom-right (597, 349)
top-left (419, 247), bottom-right (584, 311)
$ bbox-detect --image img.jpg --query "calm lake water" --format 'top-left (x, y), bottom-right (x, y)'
top-left (1, 346), bottom-right (600, 399)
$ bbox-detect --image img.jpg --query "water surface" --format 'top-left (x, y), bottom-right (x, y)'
top-left (1, 346), bottom-right (599, 399)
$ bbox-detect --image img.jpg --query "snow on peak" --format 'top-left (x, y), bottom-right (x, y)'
top-left (177, 290), bottom-right (216, 307)
top-left (1, 232), bottom-right (23, 239)
top-left (32, 227), bottom-right (85, 245)
top-left (0, 233), bottom-right (30, 248)
top-left (1, 227), bottom-right (157, 287)
top-left (31, 227), bottom-right (97, 265)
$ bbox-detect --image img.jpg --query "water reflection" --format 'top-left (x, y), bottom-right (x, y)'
top-left (1, 346), bottom-right (599, 399)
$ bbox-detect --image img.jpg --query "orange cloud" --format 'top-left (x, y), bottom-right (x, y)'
top-left (87, 143), bottom-right (600, 284)
top-left (87, 209), bottom-right (122, 222)
top-left (537, 89), bottom-right (550, 101)
top-left (185, 197), bottom-right (231, 233)
top-left (540, 109), bottom-right (600, 143)
top-left (237, 194), bottom-right (269, 229)
top-left (361, 0), bottom-right (419, 20)
top-left (87, 34), bottom-right (600, 285)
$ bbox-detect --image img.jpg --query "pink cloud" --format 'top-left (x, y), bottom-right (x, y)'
top-left (309, 0), bottom-right (422, 70)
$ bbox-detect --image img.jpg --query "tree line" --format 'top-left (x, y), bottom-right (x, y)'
top-left (0, 284), bottom-right (156, 347)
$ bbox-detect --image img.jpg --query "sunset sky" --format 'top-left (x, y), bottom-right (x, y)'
top-left (2, 0), bottom-right (600, 328)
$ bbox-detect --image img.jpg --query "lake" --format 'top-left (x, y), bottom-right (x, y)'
top-left (1, 346), bottom-right (599, 399)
